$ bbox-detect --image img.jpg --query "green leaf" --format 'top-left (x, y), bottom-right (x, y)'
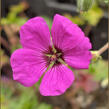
top-left (104, 0), bottom-right (109, 3)
top-left (9, 87), bottom-right (38, 109)
top-left (14, 17), bottom-right (28, 26)
top-left (7, 12), bottom-right (17, 22)
top-left (1, 3), bottom-right (28, 25)
top-left (97, 0), bottom-right (109, 4)
top-left (10, 4), bottom-right (24, 14)
top-left (38, 103), bottom-right (52, 109)
top-left (1, 82), bottom-right (53, 109)
top-left (1, 18), bottom-right (11, 25)
top-left (89, 60), bottom-right (108, 81)
top-left (64, 14), bottom-right (85, 25)
top-left (80, 4), bottom-right (103, 26)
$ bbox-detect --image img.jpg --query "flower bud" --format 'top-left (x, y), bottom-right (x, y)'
top-left (77, 0), bottom-right (94, 12)
top-left (91, 51), bottom-right (102, 63)
top-left (103, 0), bottom-right (109, 3)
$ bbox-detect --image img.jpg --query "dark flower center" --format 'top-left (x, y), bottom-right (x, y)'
top-left (44, 46), bottom-right (64, 66)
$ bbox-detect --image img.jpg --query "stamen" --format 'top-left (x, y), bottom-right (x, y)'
top-left (57, 53), bottom-right (62, 57)
top-left (45, 54), bottom-right (52, 57)
top-left (58, 58), bottom-right (72, 70)
top-left (44, 46), bottom-right (63, 66)
top-left (52, 45), bottom-right (57, 53)
top-left (58, 58), bottom-right (77, 75)
top-left (50, 36), bottom-right (57, 53)
top-left (51, 55), bottom-right (56, 59)
top-left (41, 61), bottom-right (55, 78)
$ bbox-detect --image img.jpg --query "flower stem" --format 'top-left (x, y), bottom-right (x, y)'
top-left (84, 25), bottom-right (92, 36)
top-left (97, 43), bottom-right (108, 55)
top-left (91, 43), bottom-right (108, 61)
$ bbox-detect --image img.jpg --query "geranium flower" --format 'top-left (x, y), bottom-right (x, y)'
top-left (10, 14), bottom-right (92, 96)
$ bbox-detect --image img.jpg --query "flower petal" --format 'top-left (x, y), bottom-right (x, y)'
top-left (64, 37), bottom-right (92, 69)
top-left (51, 14), bottom-right (92, 69)
top-left (51, 14), bottom-right (90, 51)
top-left (10, 49), bottom-right (46, 87)
top-left (39, 65), bottom-right (75, 96)
top-left (20, 17), bottom-right (51, 51)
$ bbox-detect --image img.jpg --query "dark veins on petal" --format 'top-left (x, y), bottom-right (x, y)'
top-left (42, 46), bottom-right (64, 67)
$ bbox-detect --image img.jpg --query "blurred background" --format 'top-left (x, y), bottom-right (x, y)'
top-left (1, 0), bottom-right (108, 109)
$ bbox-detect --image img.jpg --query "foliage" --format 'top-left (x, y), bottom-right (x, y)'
top-left (77, 0), bottom-right (94, 12)
top-left (97, 0), bottom-right (109, 5)
top-left (77, 0), bottom-right (108, 12)
top-left (80, 4), bottom-right (103, 26)
top-left (1, 2), bottom-right (28, 26)
top-left (63, 14), bottom-right (85, 25)
top-left (1, 1), bottom-right (108, 108)
top-left (89, 60), bottom-right (108, 82)
top-left (64, 4), bottom-right (103, 26)
top-left (1, 82), bottom-right (52, 109)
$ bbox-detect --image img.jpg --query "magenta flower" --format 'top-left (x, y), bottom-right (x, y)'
top-left (10, 14), bottom-right (92, 96)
